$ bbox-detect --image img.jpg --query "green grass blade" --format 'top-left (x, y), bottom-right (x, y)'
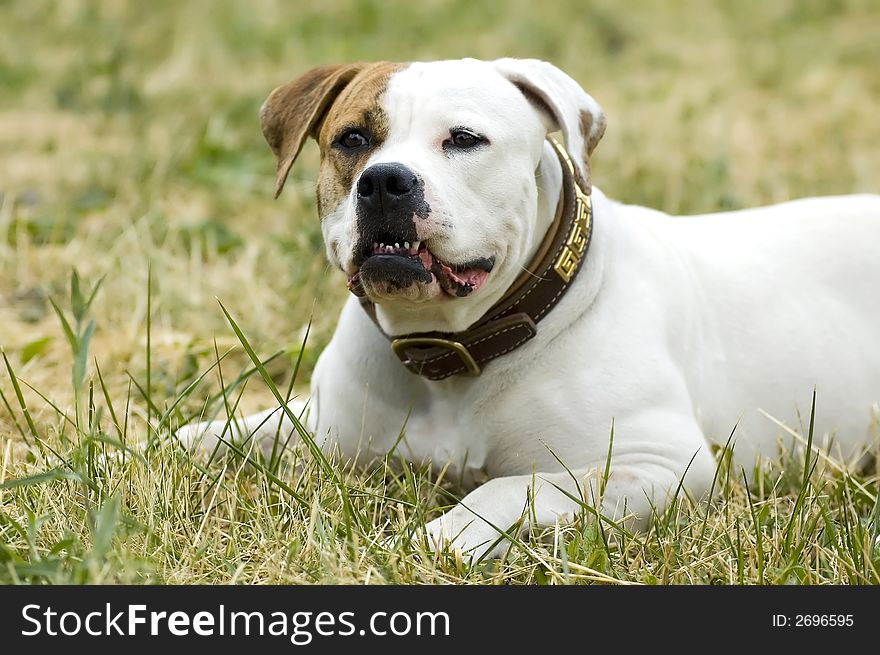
top-left (0, 468), bottom-right (83, 490)
top-left (2, 351), bottom-right (43, 455)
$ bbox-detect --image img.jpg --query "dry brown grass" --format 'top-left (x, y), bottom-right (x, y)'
top-left (1, 0), bottom-right (879, 584)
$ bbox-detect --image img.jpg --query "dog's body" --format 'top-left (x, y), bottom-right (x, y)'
top-left (181, 58), bottom-right (880, 558)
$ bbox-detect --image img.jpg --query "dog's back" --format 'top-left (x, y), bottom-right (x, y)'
top-left (660, 194), bottom-right (880, 468)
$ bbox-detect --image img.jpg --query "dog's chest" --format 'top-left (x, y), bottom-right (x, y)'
top-left (397, 395), bottom-right (494, 488)
top-left (393, 376), bottom-right (580, 485)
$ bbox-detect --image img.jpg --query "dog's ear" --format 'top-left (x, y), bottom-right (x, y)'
top-left (260, 63), bottom-right (366, 198)
top-left (493, 58), bottom-right (605, 190)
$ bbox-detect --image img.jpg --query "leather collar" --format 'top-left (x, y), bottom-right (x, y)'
top-left (357, 137), bottom-right (593, 380)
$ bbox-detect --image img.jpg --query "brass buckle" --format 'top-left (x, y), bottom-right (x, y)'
top-left (390, 337), bottom-right (481, 376)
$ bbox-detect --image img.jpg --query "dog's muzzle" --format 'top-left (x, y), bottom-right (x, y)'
top-left (352, 162), bottom-right (437, 292)
top-left (355, 162), bottom-right (428, 246)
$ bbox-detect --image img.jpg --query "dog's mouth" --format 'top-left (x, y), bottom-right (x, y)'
top-left (348, 238), bottom-right (495, 299)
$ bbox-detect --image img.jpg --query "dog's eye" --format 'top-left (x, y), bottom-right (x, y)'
top-left (447, 129), bottom-right (485, 149)
top-left (336, 129), bottom-right (370, 150)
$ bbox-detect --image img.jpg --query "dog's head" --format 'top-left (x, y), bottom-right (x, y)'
top-left (261, 58), bottom-right (604, 333)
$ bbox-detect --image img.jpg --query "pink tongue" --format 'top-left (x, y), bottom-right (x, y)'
top-left (439, 263), bottom-right (473, 286)
top-left (435, 261), bottom-right (489, 294)
top-left (418, 249), bottom-right (433, 269)
top-left (415, 246), bottom-right (489, 294)
top-left (460, 268), bottom-right (489, 289)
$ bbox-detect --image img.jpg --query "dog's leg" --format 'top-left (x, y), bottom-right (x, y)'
top-left (175, 398), bottom-right (313, 455)
top-left (422, 440), bottom-right (716, 560)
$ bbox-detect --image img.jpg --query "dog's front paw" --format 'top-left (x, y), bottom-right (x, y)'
top-left (421, 505), bottom-right (513, 561)
top-left (174, 414), bottom-right (272, 455)
top-left (175, 418), bottom-right (240, 453)
top-left (174, 419), bottom-right (215, 451)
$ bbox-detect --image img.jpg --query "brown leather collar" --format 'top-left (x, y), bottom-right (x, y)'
top-left (357, 138), bottom-right (593, 380)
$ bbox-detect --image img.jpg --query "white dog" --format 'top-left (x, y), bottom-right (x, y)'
top-left (180, 58), bottom-right (880, 559)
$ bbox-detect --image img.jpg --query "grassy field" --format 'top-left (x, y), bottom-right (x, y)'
top-left (1, 0), bottom-right (879, 584)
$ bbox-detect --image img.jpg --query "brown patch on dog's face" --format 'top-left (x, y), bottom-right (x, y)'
top-left (261, 64), bottom-right (364, 198)
top-left (314, 62), bottom-right (405, 218)
top-left (259, 62), bottom-right (406, 201)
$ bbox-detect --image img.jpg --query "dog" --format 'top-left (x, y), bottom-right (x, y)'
top-left (180, 58), bottom-right (880, 559)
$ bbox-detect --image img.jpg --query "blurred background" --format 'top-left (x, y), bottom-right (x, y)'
top-left (1, 0), bottom-right (879, 423)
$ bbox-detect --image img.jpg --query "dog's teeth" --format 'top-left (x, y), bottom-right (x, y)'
top-left (386, 245), bottom-right (393, 253)
top-left (373, 242), bottom-right (378, 249)
top-left (413, 240), bottom-right (422, 251)
top-left (395, 243), bottom-right (400, 249)
top-left (379, 243), bottom-right (384, 249)
top-left (404, 241), bottom-right (410, 249)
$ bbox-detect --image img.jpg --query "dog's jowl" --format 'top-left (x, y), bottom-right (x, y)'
top-left (181, 58), bottom-right (880, 559)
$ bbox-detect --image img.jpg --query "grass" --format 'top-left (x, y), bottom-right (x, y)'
top-left (1, 0), bottom-right (879, 584)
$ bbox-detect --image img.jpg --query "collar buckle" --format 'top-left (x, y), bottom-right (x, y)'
top-left (390, 337), bottom-right (481, 376)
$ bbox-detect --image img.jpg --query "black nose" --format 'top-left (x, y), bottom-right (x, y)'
top-left (355, 162), bottom-right (427, 244)
top-left (357, 162), bottom-right (419, 204)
